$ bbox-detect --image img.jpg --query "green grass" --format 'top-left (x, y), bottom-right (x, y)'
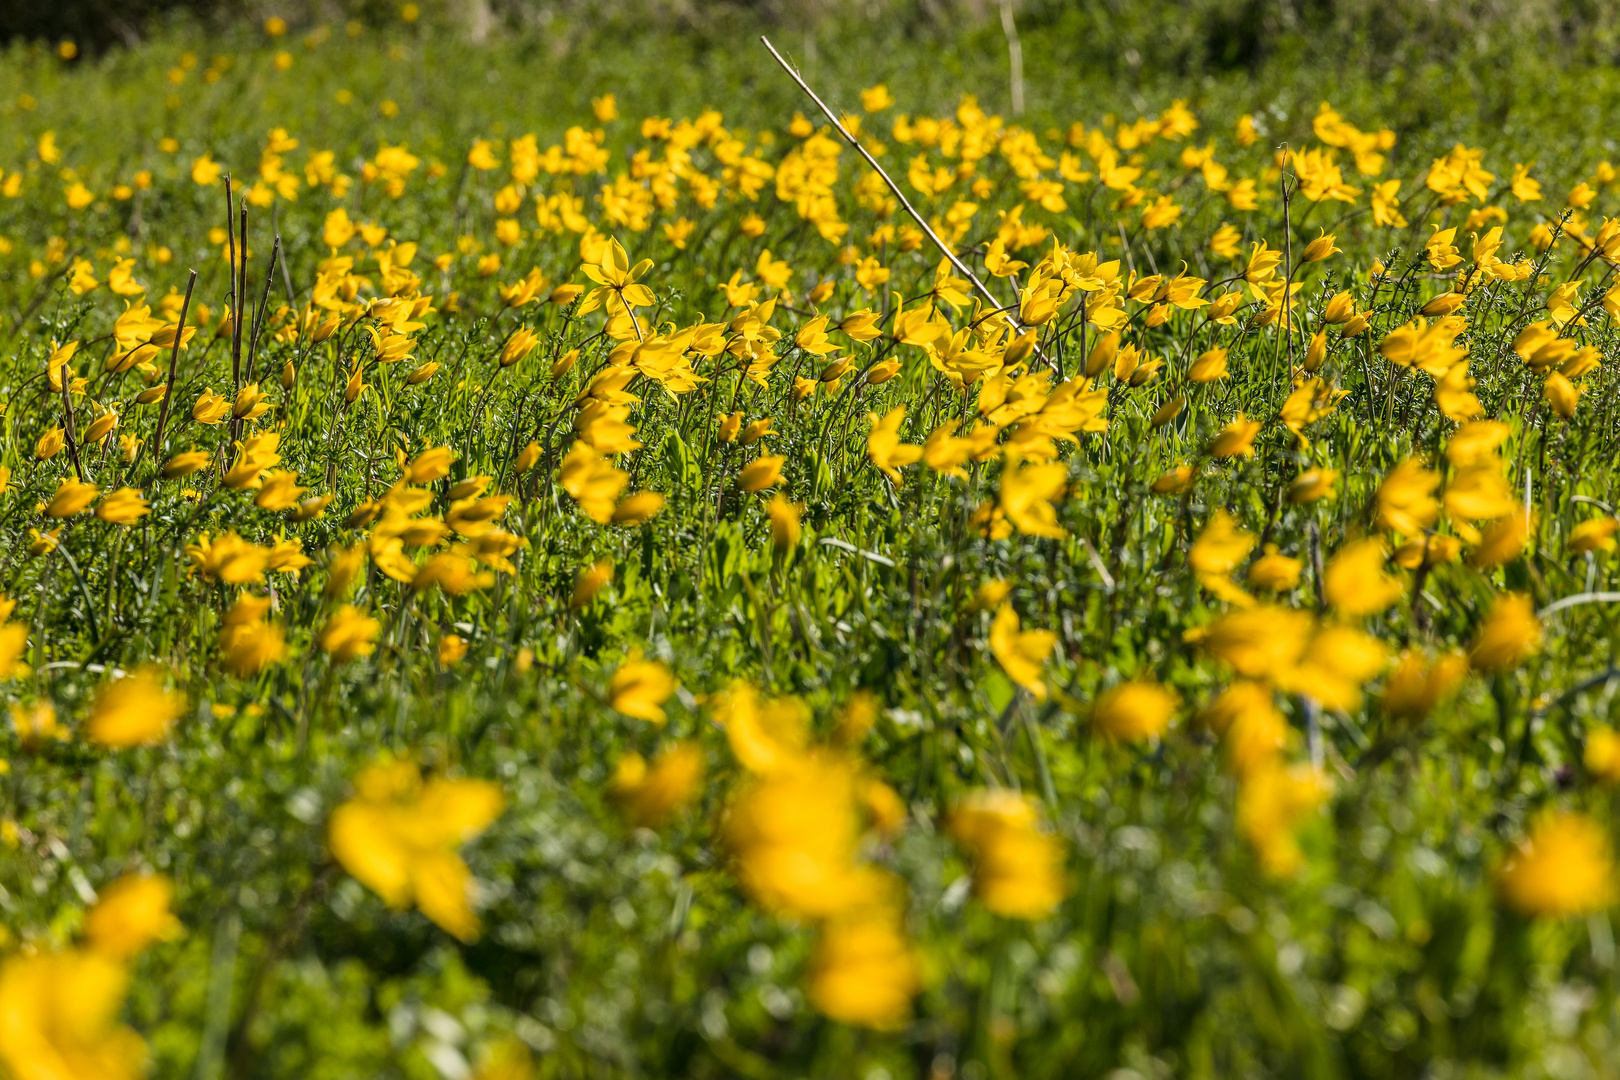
top-left (2, 7), bottom-right (1620, 1079)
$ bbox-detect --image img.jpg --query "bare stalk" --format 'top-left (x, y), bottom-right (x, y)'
top-left (227, 202), bottom-right (253, 460)
top-left (60, 366), bottom-right (86, 483)
top-left (244, 235), bottom-right (283, 388)
top-left (999, 0), bottom-right (1024, 118)
top-left (149, 269), bottom-right (199, 476)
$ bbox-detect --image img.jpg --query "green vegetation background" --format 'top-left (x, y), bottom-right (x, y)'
top-left (3, 2), bottom-right (1620, 1079)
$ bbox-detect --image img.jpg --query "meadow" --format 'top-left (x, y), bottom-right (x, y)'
top-left (5, 4), bottom-right (1620, 1078)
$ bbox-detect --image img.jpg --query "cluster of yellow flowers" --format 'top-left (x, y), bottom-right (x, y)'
top-left (0, 874), bottom-right (180, 1079)
top-left (8, 51), bottom-right (1620, 1064)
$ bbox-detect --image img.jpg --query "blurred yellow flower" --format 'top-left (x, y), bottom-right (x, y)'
top-left (609, 649), bottom-right (675, 723)
top-left (328, 758), bottom-right (505, 941)
top-left (85, 668), bottom-right (184, 748)
top-left (570, 559), bottom-right (613, 609)
top-left (1237, 761), bottom-right (1331, 877)
top-left (1091, 680), bottom-right (1178, 742)
top-left (85, 874), bottom-right (182, 959)
top-left (0, 949), bottom-right (146, 1080)
top-left (808, 911), bottom-right (919, 1029)
top-left (989, 604), bottom-right (1056, 699)
top-left (319, 605), bottom-right (382, 663)
top-left (610, 742), bottom-right (703, 828)
top-left (947, 790), bottom-right (1065, 919)
top-left (767, 494), bottom-right (802, 550)
top-left (1498, 812), bottom-right (1615, 918)
top-left (739, 455), bottom-right (784, 493)
top-left (1469, 592), bottom-right (1541, 671)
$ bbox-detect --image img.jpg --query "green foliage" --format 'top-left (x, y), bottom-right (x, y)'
top-left (3, 8), bottom-right (1620, 1080)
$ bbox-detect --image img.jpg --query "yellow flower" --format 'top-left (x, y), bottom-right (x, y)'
top-left (1237, 762), bottom-right (1331, 877)
top-left (1375, 459), bottom-right (1440, 536)
top-left (1322, 290), bottom-right (1356, 324)
top-left (609, 742), bottom-right (703, 828)
top-left (1248, 544), bottom-right (1302, 592)
top-left (767, 495), bottom-right (802, 550)
top-left (1141, 194), bottom-right (1181, 229)
top-left (1188, 347), bottom-right (1229, 382)
top-left (1209, 413), bottom-right (1261, 458)
top-left (254, 470), bottom-right (308, 511)
top-left (1188, 510), bottom-right (1254, 581)
top-left (499, 326), bottom-right (538, 367)
top-left (81, 407), bottom-right (118, 444)
top-left (403, 445), bottom-right (455, 483)
top-left (578, 236), bottom-right (655, 314)
top-left (1301, 230), bottom-right (1340, 262)
top-left (438, 634), bottom-right (468, 665)
top-left (223, 431), bottom-right (281, 488)
top-left (328, 758), bottom-right (505, 942)
top-left (163, 450), bottom-right (212, 478)
top-left (834, 690), bottom-right (880, 746)
top-left (860, 84), bottom-right (895, 112)
top-left (512, 441), bottom-right (541, 474)
top-left (1199, 605), bottom-right (1314, 682)
top-left (44, 479), bottom-right (98, 519)
top-left (609, 649), bottom-right (676, 723)
top-left (1322, 538), bottom-right (1404, 616)
top-left (85, 667), bottom-right (184, 748)
top-left (1152, 464), bottom-right (1195, 494)
top-left (35, 426), bottom-right (65, 460)
top-left (219, 595), bottom-right (286, 676)
top-left (1279, 624), bottom-right (1389, 711)
top-left (999, 461), bottom-right (1068, 539)
top-left (1569, 517), bottom-right (1620, 555)
top-left (712, 682), bottom-right (809, 776)
top-left (1469, 592), bottom-right (1541, 671)
top-left (186, 532), bottom-right (272, 585)
top-left (1445, 464), bottom-right (1517, 522)
top-left (446, 495), bottom-right (512, 537)
top-left (9, 701), bottom-right (63, 749)
top-left (467, 138), bottom-right (500, 171)
top-left (191, 154), bottom-right (222, 185)
top-left (866, 407), bottom-right (923, 483)
top-left (569, 559), bottom-right (613, 609)
top-left (94, 487), bottom-right (149, 525)
top-left (725, 756), bottom-right (887, 920)
top-left (191, 388), bottom-right (231, 424)
top-left (610, 491), bottom-right (665, 526)
top-left (1209, 223), bottom-right (1243, 259)
top-left (1091, 680), bottom-right (1178, 742)
top-left (0, 949), bottom-right (147, 1080)
top-left (1382, 651), bottom-right (1469, 720)
top-left (970, 580), bottom-right (1013, 613)
top-left (1469, 510), bottom-right (1532, 569)
top-left (560, 442), bottom-right (628, 524)
top-left (1202, 681), bottom-right (1286, 776)
top-left (739, 455), bottom-right (784, 493)
top-left (989, 604), bottom-right (1056, 699)
top-left (947, 790), bottom-right (1066, 919)
top-left (1497, 812), bottom-right (1615, 918)
top-left (1542, 372), bottom-right (1581, 420)
top-left (320, 605), bottom-right (382, 663)
top-left (232, 382), bottom-right (270, 420)
top-left (84, 874), bottom-right (182, 959)
top-left (344, 364), bottom-right (366, 404)
top-left (808, 911), bottom-right (920, 1030)
top-left (1585, 727), bottom-right (1620, 784)
top-left (1288, 468), bottom-right (1337, 503)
